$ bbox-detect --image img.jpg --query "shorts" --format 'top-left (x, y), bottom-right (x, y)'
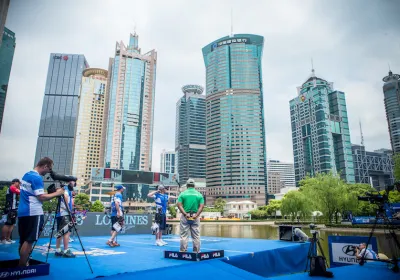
top-left (56, 215), bottom-right (71, 232)
top-left (5, 210), bottom-right (17, 225)
top-left (111, 216), bottom-right (123, 232)
top-left (18, 215), bottom-right (44, 245)
top-left (158, 214), bottom-right (167, 230)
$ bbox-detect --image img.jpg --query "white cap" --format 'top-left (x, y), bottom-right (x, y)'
top-left (186, 178), bottom-right (195, 186)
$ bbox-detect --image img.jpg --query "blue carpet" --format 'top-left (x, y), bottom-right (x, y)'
top-left (0, 235), bottom-right (306, 279)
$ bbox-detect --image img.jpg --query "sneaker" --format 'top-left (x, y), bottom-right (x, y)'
top-left (1, 240), bottom-right (11, 245)
top-left (6, 239), bottom-right (16, 244)
top-left (112, 241), bottom-right (120, 247)
top-left (69, 237), bottom-right (74, 242)
top-left (160, 240), bottom-right (168, 245)
top-left (63, 249), bottom-right (76, 258)
top-left (106, 240), bottom-right (115, 247)
top-left (55, 250), bottom-right (64, 257)
top-left (155, 240), bottom-right (164, 246)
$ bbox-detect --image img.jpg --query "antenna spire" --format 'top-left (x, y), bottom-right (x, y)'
top-left (311, 58), bottom-right (315, 77)
top-left (230, 8), bottom-right (233, 37)
top-left (359, 119), bottom-right (364, 146)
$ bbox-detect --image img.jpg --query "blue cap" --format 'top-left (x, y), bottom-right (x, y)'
top-left (115, 185), bottom-right (126, 190)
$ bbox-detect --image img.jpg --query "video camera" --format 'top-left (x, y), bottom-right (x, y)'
top-left (47, 170), bottom-right (77, 194)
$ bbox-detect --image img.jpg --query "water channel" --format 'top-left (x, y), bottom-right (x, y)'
top-left (171, 223), bottom-right (399, 262)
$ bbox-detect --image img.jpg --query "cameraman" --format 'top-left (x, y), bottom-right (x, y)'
top-left (55, 181), bottom-right (76, 258)
top-left (356, 243), bottom-right (379, 262)
top-left (18, 157), bottom-right (64, 267)
top-left (148, 185), bottom-right (176, 246)
top-left (107, 185), bottom-right (125, 247)
top-left (1, 179), bottom-right (21, 244)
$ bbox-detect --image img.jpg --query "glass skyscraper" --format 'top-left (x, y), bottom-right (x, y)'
top-left (0, 27), bottom-right (15, 133)
top-left (175, 85), bottom-right (206, 185)
top-left (35, 53), bottom-right (88, 175)
top-left (382, 70), bottom-right (400, 154)
top-left (105, 33), bottom-right (157, 171)
top-left (202, 34), bottom-right (267, 205)
top-left (72, 68), bottom-right (108, 189)
top-left (290, 70), bottom-right (355, 185)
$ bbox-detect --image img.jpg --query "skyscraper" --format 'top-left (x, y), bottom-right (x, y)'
top-left (202, 34), bottom-right (267, 205)
top-left (382, 70), bottom-right (400, 154)
top-left (35, 54), bottom-right (88, 175)
top-left (0, 27), bottom-right (15, 133)
top-left (0, 0), bottom-right (10, 48)
top-left (105, 33), bottom-right (157, 171)
top-left (72, 68), bottom-right (108, 188)
top-left (160, 150), bottom-right (176, 174)
top-left (290, 69), bottom-right (355, 185)
top-left (175, 85), bottom-right (206, 185)
top-left (267, 160), bottom-right (295, 188)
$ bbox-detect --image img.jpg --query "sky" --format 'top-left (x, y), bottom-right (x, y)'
top-left (0, 0), bottom-right (399, 180)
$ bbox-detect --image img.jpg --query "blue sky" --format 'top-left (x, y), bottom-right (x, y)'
top-left (0, 0), bottom-right (399, 179)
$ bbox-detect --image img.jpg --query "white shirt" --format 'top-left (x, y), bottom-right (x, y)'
top-left (358, 248), bottom-right (377, 260)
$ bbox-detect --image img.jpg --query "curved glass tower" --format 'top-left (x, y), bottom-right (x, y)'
top-left (202, 34), bottom-right (267, 205)
top-left (382, 70), bottom-right (400, 154)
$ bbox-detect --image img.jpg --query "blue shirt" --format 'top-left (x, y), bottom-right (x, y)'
top-left (111, 193), bottom-right (123, 217)
top-left (18, 170), bottom-right (45, 217)
top-left (56, 186), bottom-right (72, 217)
top-left (153, 193), bottom-right (169, 214)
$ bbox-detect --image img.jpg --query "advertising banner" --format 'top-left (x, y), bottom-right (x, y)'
top-left (328, 235), bottom-right (378, 268)
top-left (9, 213), bottom-right (151, 239)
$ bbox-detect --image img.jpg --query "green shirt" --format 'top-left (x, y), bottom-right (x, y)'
top-left (177, 188), bottom-right (204, 213)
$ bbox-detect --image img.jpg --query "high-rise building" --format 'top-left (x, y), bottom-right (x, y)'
top-left (290, 69), bottom-right (355, 185)
top-left (267, 172), bottom-right (284, 194)
top-left (0, 0), bottom-right (10, 48)
top-left (175, 85), bottom-right (206, 185)
top-left (72, 68), bottom-right (108, 188)
top-left (267, 160), bottom-right (295, 188)
top-left (105, 33), bottom-right (157, 171)
top-left (0, 26), bottom-right (15, 133)
top-left (382, 70), bottom-right (400, 154)
top-left (202, 34), bottom-right (267, 205)
top-left (35, 54), bottom-right (88, 176)
top-left (160, 150), bottom-right (176, 174)
top-left (352, 144), bottom-right (394, 190)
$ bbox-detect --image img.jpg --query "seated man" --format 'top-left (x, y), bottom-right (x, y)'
top-left (356, 243), bottom-right (379, 262)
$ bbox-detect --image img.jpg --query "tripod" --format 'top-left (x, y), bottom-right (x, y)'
top-left (27, 189), bottom-right (93, 273)
top-left (359, 203), bottom-right (400, 273)
top-left (305, 230), bottom-right (329, 272)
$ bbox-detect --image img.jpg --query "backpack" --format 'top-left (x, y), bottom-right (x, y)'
top-left (309, 256), bottom-right (333, 278)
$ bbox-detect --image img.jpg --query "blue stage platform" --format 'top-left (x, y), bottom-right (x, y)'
top-left (0, 235), bottom-right (398, 279)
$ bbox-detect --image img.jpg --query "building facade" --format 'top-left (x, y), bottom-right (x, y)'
top-left (160, 150), bottom-right (176, 174)
top-left (0, 0), bottom-right (10, 48)
top-left (290, 70), bottom-right (355, 185)
top-left (352, 144), bottom-right (394, 190)
top-left (202, 34), bottom-right (267, 205)
top-left (105, 33), bottom-right (157, 172)
top-left (35, 53), bottom-right (88, 175)
top-left (0, 27), bottom-right (15, 133)
top-left (267, 172), bottom-right (285, 194)
top-left (382, 70), bottom-right (400, 154)
top-left (267, 160), bottom-right (295, 188)
top-left (72, 68), bottom-right (108, 188)
top-left (175, 84), bottom-right (206, 185)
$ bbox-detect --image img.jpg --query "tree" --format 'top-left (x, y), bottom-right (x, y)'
top-left (168, 205), bottom-right (177, 218)
top-left (214, 198), bottom-right (226, 213)
top-left (74, 193), bottom-right (91, 211)
top-left (266, 199), bottom-right (282, 218)
top-left (248, 209), bottom-right (268, 220)
top-left (281, 191), bottom-right (311, 221)
top-left (393, 153), bottom-right (400, 181)
top-left (90, 200), bottom-right (105, 212)
top-left (43, 198), bottom-right (58, 213)
top-left (0, 186), bottom-right (7, 212)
